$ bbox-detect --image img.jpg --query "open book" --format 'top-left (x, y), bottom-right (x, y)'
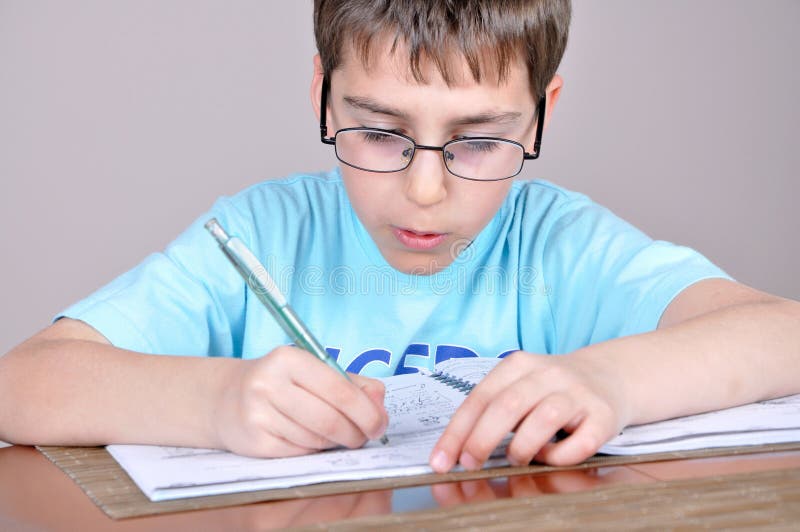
top-left (108, 357), bottom-right (506, 501)
top-left (107, 358), bottom-right (800, 501)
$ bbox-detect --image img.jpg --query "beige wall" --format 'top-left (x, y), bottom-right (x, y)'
top-left (1, 0), bottom-right (798, 354)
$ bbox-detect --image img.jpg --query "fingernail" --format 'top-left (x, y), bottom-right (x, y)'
top-left (459, 451), bottom-right (480, 471)
top-left (430, 450), bottom-right (449, 472)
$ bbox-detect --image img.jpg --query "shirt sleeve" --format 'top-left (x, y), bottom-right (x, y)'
top-left (541, 197), bottom-right (732, 354)
top-left (55, 197), bottom-right (251, 357)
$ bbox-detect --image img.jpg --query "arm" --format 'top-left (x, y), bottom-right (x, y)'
top-left (0, 318), bottom-right (387, 456)
top-left (611, 278), bottom-right (799, 423)
top-left (430, 279), bottom-right (800, 471)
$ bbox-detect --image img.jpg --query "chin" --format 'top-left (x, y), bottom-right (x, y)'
top-left (388, 253), bottom-right (453, 276)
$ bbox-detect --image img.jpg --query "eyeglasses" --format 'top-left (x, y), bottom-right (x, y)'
top-left (319, 77), bottom-right (546, 182)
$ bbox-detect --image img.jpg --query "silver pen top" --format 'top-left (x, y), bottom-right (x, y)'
top-left (205, 218), bottom-right (230, 245)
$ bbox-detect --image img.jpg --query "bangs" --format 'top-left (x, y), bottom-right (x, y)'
top-left (315, 0), bottom-right (570, 100)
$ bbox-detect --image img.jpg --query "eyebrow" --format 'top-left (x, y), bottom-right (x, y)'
top-left (342, 95), bottom-right (522, 127)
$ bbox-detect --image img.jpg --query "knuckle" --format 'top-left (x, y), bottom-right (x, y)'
top-left (497, 389), bottom-right (526, 416)
top-left (334, 383), bottom-right (361, 408)
top-left (540, 403), bottom-right (562, 424)
top-left (318, 413), bottom-right (342, 440)
top-left (242, 408), bottom-right (266, 430)
top-left (467, 439), bottom-right (495, 461)
top-left (268, 346), bottom-right (291, 363)
top-left (505, 351), bottom-right (528, 366)
top-left (539, 394), bottom-right (572, 424)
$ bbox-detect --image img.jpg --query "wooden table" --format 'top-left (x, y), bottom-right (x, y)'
top-left (1, 444), bottom-right (799, 530)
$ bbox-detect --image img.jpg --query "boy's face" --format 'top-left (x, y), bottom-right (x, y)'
top-left (312, 39), bottom-right (560, 275)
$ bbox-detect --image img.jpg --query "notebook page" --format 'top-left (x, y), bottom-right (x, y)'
top-left (600, 394), bottom-right (800, 455)
top-left (383, 372), bottom-right (472, 435)
top-left (107, 366), bottom-right (508, 501)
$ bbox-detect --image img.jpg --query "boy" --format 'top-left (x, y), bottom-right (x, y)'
top-left (1, 0), bottom-right (798, 474)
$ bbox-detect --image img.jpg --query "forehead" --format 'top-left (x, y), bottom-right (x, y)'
top-left (335, 32), bottom-right (532, 95)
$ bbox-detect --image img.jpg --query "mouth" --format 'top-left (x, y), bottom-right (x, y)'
top-left (391, 226), bottom-right (449, 250)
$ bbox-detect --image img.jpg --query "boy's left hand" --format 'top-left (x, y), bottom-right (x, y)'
top-left (429, 350), bottom-right (631, 472)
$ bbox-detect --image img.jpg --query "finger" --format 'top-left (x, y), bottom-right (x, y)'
top-left (245, 425), bottom-right (316, 458)
top-left (535, 470), bottom-right (602, 494)
top-left (271, 382), bottom-right (369, 449)
top-left (430, 353), bottom-right (546, 472)
top-left (459, 376), bottom-right (571, 471)
top-left (507, 474), bottom-right (544, 497)
top-left (348, 373), bottom-right (389, 429)
top-left (264, 400), bottom-right (338, 451)
top-left (505, 392), bottom-right (578, 467)
top-left (458, 479), bottom-right (497, 502)
top-left (431, 482), bottom-right (467, 507)
top-left (534, 416), bottom-right (614, 466)
top-left (290, 357), bottom-right (386, 441)
top-left (349, 490), bottom-right (393, 516)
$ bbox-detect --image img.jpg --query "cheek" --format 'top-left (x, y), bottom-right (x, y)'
top-left (341, 169), bottom-right (393, 223)
top-left (459, 181), bottom-right (513, 228)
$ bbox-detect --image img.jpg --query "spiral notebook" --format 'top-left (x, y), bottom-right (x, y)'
top-left (107, 356), bottom-right (800, 501)
top-left (107, 357), bottom-right (506, 501)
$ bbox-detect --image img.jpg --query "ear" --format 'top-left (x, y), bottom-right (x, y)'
top-left (310, 54), bottom-right (326, 122)
top-left (542, 74), bottom-right (563, 130)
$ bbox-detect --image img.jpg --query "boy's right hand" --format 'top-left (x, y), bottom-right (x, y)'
top-left (212, 346), bottom-right (388, 458)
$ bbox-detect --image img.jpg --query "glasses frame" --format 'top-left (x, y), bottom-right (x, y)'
top-left (319, 76), bottom-right (546, 182)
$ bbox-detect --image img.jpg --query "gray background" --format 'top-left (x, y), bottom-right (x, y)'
top-left (1, 0), bottom-right (798, 356)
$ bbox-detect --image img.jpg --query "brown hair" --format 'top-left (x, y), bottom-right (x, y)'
top-left (313, 0), bottom-right (571, 99)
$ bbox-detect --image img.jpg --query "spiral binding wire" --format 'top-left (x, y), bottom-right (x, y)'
top-left (430, 371), bottom-right (475, 394)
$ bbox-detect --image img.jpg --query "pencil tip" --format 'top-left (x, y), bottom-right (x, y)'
top-left (380, 435), bottom-right (389, 445)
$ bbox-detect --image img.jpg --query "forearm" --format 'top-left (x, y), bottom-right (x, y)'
top-left (577, 299), bottom-right (800, 426)
top-left (0, 336), bottom-right (240, 447)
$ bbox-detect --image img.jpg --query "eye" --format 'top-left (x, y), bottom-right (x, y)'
top-left (361, 131), bottom-right (395, 143)
top-left (461, 140), bottom-right (502, 153)
top-left (357, 128), bottom-right (407, 145)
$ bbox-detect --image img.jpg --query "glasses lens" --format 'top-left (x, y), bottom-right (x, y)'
top-left (335, 129), bottom-right (414, 172)
top-left (445, 139), bottom-right (524, 180)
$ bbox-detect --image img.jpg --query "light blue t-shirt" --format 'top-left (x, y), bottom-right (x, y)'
top-left (58, 168), bottom-right (730, 377)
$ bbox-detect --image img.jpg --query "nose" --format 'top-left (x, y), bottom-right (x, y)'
top-left (404, 148), bottom-right (448, 207)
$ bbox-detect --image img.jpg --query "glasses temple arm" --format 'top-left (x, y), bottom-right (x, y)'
top-left (524, 95), bottom-right (547, 160)
top-left (319, 76), bottom-right (336, 144)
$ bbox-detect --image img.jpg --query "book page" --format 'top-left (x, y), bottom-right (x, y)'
top-left (383, 373), bottom-right (468, 435)
top-left (110, 428), bottom-right (506, 501)
top-left (107, 367), bottom-right (507, 501)
top-left (600, 394), bottom-right (800, 455)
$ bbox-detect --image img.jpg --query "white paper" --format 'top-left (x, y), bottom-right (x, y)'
top-left (109, 354), bottom-right (799, 501)
top-left (599, 394), bottom-right (800, 455)
top-left (108, 358), bottom-right (505, 501)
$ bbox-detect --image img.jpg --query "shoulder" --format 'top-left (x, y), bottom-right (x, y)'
top-left (224, 168), bottom-right (347, 219)
top-left (204, 168), bottom-right (348, 242)
top-left (501, 179), bottom-right (653, 264)
top-left (505, 179), bottom-right (597, 221)
top-left (504, 179), bottom-right (623, 236)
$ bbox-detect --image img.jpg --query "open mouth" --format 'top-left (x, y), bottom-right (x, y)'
top-left (391, 227), bottom-right (448, 250)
